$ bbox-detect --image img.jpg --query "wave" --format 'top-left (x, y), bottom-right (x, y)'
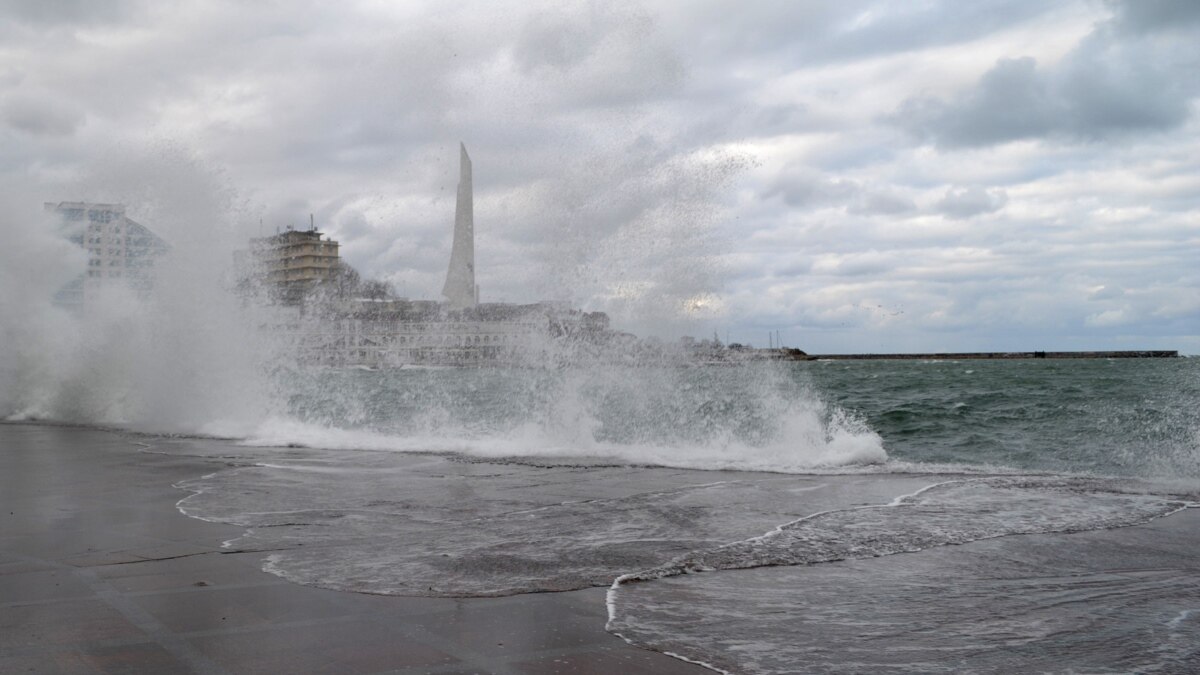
top-left (163, 430), bottom-right (1200, 672)
top-left (606, 477), bottom-right (1200, 674)
top-left (608, 476), bottom-right (1194, 586)
top-left (2, 234), bottom-right (888, 474)
top-left (235, 407), bottom-right (886, 474)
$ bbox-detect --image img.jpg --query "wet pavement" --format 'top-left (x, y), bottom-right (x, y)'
top-left (0, 423), bottom-right (707, 674)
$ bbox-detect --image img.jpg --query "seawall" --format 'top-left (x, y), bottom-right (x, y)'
top-left (804, 350), bottom-right (1179, 361)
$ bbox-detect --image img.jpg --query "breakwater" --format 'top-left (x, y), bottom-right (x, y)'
top-left (805, 350), bottom-right (1178, 361)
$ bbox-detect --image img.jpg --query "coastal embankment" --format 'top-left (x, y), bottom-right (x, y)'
top-left (804, 350), bottom-right (1179, 360)
top-left (0, 423), bottom-right (706, 674)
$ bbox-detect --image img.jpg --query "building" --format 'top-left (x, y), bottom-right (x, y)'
top-left (238, 226), bottom-right (341, 303)
top-left (247, 144), bottom-right (613, 367)
top-left (47, 201), bottom-right (169, 305)
top-left (279, 300), bottom-right (612, 367)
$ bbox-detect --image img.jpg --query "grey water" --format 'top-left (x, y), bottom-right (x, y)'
top-left (270, 357), bottom-right (1199, 476)
top-left (158, 356), bottom-right (1200, 673)
top-left (609, 513), bottom-right (1200, 674)
top-left (805, 357), bottom-right (1200, 478)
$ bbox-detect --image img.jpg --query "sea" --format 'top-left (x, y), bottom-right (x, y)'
top-left (7, 355), bottom-right (1200, 673)
top-left (255, 356), bottom-right (1200, 478)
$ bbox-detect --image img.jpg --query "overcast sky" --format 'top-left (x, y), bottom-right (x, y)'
top-left (2, 0), bottom-right (1198, 352)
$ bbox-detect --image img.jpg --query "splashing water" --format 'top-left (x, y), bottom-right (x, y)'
top-left (0, 158), bottom-right (282, 436)
top-left (0, 148), bottom-right (882, 473)
top-left (246, 362), bottom-right (886, 472)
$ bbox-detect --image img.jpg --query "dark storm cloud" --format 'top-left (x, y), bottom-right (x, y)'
top-left (891, 3), bottom-right (1200, 148)
top-left (0, 0), bottom-right (140, 27)
top-left (1108, 0), bottom-right (1200, 34)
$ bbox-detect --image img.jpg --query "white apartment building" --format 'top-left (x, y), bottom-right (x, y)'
top-left (48, 202), bottom-right (169, 305)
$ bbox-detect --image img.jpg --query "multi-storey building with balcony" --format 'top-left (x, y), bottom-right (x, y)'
top-left (238, 227), bottom-right (341, 303)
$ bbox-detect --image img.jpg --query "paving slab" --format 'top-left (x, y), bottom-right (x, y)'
top-left (1, 423), bottom-right (708, 674)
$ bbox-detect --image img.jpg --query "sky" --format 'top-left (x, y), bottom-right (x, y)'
top-left (2, 0), bottom-right (1198, 353)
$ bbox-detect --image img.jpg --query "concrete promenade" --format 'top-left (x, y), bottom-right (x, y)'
top-left (0, 423), bottom-right (705, 675)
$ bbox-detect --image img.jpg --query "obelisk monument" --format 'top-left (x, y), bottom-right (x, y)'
top-left (442, 142), bottom-right (477, 309)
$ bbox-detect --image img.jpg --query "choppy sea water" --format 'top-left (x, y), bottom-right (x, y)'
top-left (805, 358), bottom-right (1200, 478)
top-left (155, 357), bottom-right (1200, 673)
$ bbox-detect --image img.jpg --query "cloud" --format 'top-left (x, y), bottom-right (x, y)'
top-left (1, 94), bottom-right (84, 137)
top-left (1088, 285), bottom-right (1124, 301)
top-left (848, 190), bottom-right (917, 216)
top-left (893, 51), bottom-right (1194, 147)
top-left (1108, 0), bottom-right (1200, 34)
top-left (766, 165), bottom-right (857, 208)
top-left (765, 165), bottom-right (916, 216)
top-left (890, 1), bottom-right (1200, 149)
top-left (655, 1), bottom-right (1057, 68)
top-left (502, 2), bottom-right (686, 109)
top-left (935, 186), bottom-right (1008, 219)
top-left (0, 0), bottom-right (1196, 353)
top-left (893, 57), bottom-right (1053, 147)
top-left (0, 0), bottom-right (140, 27)
top-left (1085, 308), bottom-right (1129, 327)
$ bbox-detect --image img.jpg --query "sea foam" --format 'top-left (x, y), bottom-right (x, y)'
top-left (237, 362), bottom-right (887, 474)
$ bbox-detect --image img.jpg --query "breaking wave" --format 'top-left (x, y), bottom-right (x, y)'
top-left (239, 363), bottom-right (886, 473)
top-left (0, 196), bottom-right (883, 474)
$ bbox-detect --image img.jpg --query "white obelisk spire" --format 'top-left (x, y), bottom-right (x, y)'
top-left (442, 142), bottom-right (476, 309)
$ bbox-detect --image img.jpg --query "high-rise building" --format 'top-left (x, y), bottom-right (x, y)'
top-left (247, 229), bottom-right (341, 285)
top-left (236, 226), bottom-right (342, 304)
top-left (441, 143), bottom-right (477, 309)
top-left (48, 201), bottom-right (169, 305)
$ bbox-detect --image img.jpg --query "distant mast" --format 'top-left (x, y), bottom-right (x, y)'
top-left (442, 142), bottom-right (477, 309)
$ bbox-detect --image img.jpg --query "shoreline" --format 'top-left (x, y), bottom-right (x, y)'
top-left (5, 421), bottom-right (1198, 672)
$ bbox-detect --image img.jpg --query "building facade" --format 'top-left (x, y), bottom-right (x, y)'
top-left (291, 316), bottom-right (548, 367)
top-left (238, 228), bottom-right (341, 302)
top-left (48, 201), bottom-right (169, 305)
top-left (270, 300), bottom-right (611, 367)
